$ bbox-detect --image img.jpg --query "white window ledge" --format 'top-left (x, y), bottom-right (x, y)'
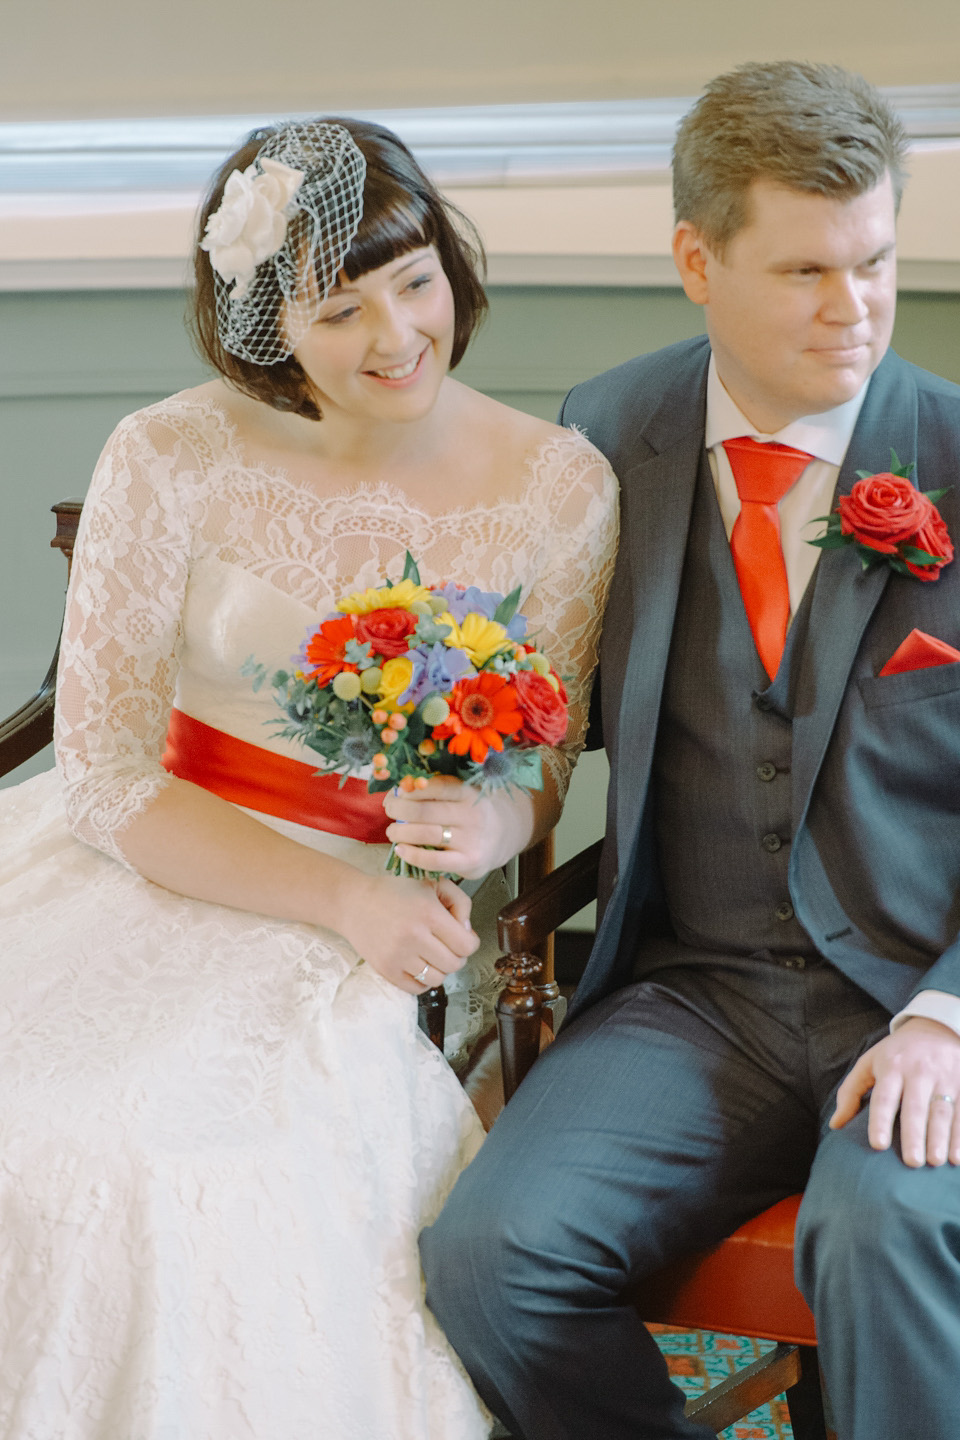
top-left (2, 90), bottom-right (959, 291)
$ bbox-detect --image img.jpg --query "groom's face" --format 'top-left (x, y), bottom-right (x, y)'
top-left (675, 172), bottom-right (898, 432)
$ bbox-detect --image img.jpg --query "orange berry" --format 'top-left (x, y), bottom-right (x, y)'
top-left (373, 767), bottom-right (390, 780)
top-left (372, 753), bottom-right (388, 768)
top-left (388, 712), bottom-right (407, 731)
top-left (371, 709), bottom-right (389, 725)
top-left (382, 728), bottom-right (399, 745)
top-left (418, 739), bottom-right (436, 756)
top-left (414, 776), bottom-right (429, 789)
top-left (399, 775), bottom-right (416, 792)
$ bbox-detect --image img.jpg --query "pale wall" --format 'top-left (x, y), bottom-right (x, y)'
top-left (4, 0), bottom-right (960, 119)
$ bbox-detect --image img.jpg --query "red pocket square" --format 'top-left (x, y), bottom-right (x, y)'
top-left (878, 629), bottom-right (960, 676)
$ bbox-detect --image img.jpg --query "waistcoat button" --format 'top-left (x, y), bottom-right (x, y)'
top-left (775, 901), bottom-right (795, 921)
top-left (755, 695), bottom-right (772, 712)
top-left (757, 762), bottom-right (777, 782)
top-left (761, 832), bottom-right (782, 853)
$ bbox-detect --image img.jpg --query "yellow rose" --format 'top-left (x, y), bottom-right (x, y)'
top-left (440, 612), bottom-right (512, 667)
top-left (337, 578), bottom-right (430, 615)
top-left (377, 656), bottom-right (415, 706)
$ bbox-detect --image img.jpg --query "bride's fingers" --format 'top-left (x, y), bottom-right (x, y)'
top-left (434, 877), bottom-right (473, 926)
top-left (385, 820), bottom-right (471, 850)
top-left (383, 791), bottom-right (479, 825)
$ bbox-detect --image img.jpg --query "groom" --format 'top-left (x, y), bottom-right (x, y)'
top-left (421, 61), bottom-right (960, 1440)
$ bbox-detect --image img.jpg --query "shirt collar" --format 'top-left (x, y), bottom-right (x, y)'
top-left (704, 352), bottom-right (869, 466)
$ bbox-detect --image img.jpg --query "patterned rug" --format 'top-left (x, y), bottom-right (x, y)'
top-left (649, 1324), bottom-right (794, 1439)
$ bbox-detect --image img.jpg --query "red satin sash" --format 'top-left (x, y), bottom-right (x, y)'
top-left (161, 707), bottom-right (389, 843)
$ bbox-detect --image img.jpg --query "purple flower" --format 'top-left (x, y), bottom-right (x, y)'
top-left (398, 643), bottom-right (474, 706)
top-left (431, 582), bottom-right (527, 639)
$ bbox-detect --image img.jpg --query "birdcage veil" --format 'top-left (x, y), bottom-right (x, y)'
top-left (200, 120), bottom-right (367, 366)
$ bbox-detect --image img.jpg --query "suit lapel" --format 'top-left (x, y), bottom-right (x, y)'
top-left (611, 393), bottom-right (708, 859)
top-left (792, 352), bottom-right (919, 825)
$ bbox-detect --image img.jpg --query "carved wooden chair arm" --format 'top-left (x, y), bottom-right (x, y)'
top-left (498, 838), bottom-right (602, 955)
top-left (0, 500), bottom-right (82, 780)
top-left (494, 837), bottom-right (603, 1100)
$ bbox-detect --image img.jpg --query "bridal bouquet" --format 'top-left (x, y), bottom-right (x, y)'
top-left (245, 554), bottom-right (568, 875)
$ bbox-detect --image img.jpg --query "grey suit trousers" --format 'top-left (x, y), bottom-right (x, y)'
top-left (420, 954), bottom-right (960, 1440)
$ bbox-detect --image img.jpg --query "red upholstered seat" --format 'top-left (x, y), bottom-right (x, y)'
top-left (639, 1193), bottom-right (816, 1346)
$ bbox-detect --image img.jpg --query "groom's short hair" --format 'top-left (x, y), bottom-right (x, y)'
top-left (673, 61), bottom-right (908, 254)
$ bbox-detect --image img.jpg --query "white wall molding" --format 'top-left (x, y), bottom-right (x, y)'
top-left (2, 89), bottom-right (960, 292)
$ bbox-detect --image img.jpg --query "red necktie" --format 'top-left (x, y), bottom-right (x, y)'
top-left (722, 436), bottom-right (813, 680)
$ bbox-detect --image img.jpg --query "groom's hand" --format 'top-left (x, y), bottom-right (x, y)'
top-left (830, 1017), bottom-right (960, 1167)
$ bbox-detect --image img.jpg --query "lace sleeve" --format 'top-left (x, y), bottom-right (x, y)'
top-left (55, 409), bottom-right (194, 863)
top-left (521, 431), bottom-right (619, 801)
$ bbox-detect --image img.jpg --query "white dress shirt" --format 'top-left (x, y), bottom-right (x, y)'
top-left (704, 356), bottom-right (960, 1040)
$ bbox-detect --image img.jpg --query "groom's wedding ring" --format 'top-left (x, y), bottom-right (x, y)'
top-left (933, 1093), bottom-right (956, 1105)
top-left (441, 827), bottom-right (453, 846)
top-left (413, 963), bottom-right (431, 985)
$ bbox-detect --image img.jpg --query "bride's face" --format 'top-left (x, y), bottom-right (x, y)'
top-left (293, 246), bottom-right (456, 425)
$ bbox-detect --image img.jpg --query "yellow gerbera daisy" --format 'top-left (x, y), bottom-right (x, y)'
top-left (440, 612), bottom-right (513, 667)
top-left (337, 578), bottom-right (430, 615)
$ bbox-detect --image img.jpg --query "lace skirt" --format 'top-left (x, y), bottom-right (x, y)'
top-left (0, 768), bottom-right (493, 1439)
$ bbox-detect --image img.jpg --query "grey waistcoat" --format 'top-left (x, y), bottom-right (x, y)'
top-left (652, 455), bottom-right (819, 959)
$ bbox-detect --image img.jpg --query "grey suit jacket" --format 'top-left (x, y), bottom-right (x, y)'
top-left (561, 336), bottom-right (960, 1022)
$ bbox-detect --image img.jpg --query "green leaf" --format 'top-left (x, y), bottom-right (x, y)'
top-left (240, 656), bottom-right (270, 692)
top-left (509, 748), bottom-right (545, 791)
top-left (493, 584), bottom-right (522, 628)
top-left (414, 615), bottom-right (453, 645)
top-left (808, 532), bottom-right (848, 551)
top-left (343, 638), bottom-right (374, 667)
top-left (402, 551), bottom-right (422, 585)
top-left (923, 487), bottom-right (951, 504)
top-left (899, 545), bottom-right (940, 565)
top-left (889, 448), bottom-right (916, 478)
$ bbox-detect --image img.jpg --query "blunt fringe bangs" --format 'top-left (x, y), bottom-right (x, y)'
top-left (672, 61), bottom-right (909, 255)
top-left (192, 118), bottom-right (488, 420)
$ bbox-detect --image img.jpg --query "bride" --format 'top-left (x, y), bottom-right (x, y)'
top-left (0, 117), bottom-right (617, 1438)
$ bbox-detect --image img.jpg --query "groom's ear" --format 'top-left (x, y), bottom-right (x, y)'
top-left (672, 222), bottom-right (711, 306)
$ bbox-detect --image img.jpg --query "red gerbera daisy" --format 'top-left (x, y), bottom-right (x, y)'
top-left (432, 672), bottom-right (523, 764)
top-left (301, 615), bottom-right (359, 686)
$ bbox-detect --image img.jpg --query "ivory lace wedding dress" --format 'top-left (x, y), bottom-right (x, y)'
top-left (0, 393), bottom-right (617, 1440)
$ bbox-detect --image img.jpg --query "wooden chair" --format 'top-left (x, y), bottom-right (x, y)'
top-left (492, 839), bottom-right (829, 1440)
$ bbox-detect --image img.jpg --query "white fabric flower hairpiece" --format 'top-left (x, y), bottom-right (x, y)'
top-left (201, 156), bottom-right (304, 301)
top-left (199, 120), bottom-right (367, 367)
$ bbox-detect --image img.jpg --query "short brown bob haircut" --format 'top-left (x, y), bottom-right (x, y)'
top-left (192, 117), bottom-right (488, 420)
top-left (673, 61), bottom-right (908, 256)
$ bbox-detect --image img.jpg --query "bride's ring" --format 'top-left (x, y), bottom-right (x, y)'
top-left (413, 963), bottom-right (431, 985)
top-left (441, 826), bottom-right (453, 846)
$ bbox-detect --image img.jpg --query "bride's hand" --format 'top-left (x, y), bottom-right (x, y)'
top-left (341, 871), bottom-right (479, 993)
top-left (383, 775), bottom-right (534, 880)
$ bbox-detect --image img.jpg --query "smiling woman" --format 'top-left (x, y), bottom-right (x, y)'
top-left (0, 112), bottom-right (618, 1439)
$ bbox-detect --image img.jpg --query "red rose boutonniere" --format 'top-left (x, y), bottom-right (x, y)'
top-left (809, 451), bottom-right (954, 582)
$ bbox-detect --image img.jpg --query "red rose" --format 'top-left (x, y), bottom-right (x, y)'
top-left (905, 508), bottom-right (955, 581)
top-left (513, 671), bottom-right (569, 747)
top-left (838, 475), bottom-right (930, 552)
top-left (355, 607), bottom-right (418, 658)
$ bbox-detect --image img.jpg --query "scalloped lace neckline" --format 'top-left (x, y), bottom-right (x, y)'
top-left (173, 393), bottom-right (586, 521)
